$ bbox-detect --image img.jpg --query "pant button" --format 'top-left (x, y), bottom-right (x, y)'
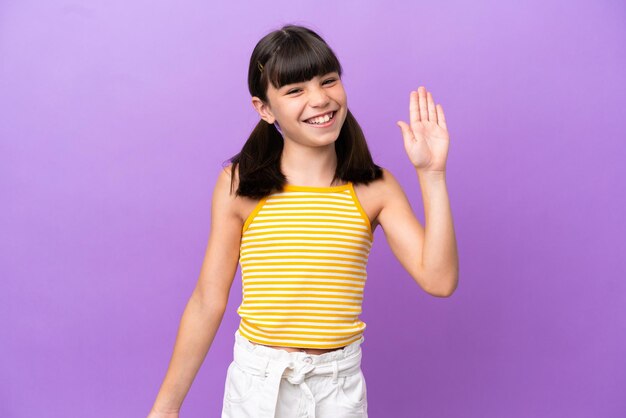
top-left (304, 356), bottom-right (312, 363)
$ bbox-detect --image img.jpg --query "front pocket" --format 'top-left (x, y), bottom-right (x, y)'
top-left (225, 361), bottom-right (258, 404)
top-left (337, 370), bottom-right (367, 408)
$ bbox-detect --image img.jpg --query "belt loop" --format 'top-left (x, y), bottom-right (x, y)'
top-left (331, 360), bottom-right (339, 384)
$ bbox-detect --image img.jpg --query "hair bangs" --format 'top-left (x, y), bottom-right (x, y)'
top-left (266, 35), bottom-right (343, 90)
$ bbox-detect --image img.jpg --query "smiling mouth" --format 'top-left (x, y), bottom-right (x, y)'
top-left (303, 111), bottom-right (336, 125)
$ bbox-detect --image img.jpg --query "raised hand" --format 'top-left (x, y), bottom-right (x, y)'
top-left (396, 86), bottom-right (450, 174)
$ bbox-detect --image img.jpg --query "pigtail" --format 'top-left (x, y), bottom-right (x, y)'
top-left (226, 119), bottom-right (286, 199)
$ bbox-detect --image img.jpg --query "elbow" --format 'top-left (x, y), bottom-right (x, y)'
top-left (191, 288), bottom-right (229, 312)
top-left (424, 272), bottom-right (459, 298)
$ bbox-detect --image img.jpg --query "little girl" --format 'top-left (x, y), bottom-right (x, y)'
top-left (148, 24), bottom-right (458, 418)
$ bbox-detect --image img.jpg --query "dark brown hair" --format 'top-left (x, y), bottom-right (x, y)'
top-left (225, 24), bottom-right (382, 199)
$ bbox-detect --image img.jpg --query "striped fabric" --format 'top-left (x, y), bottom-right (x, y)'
top-left (236, 181), bottom-right (374, 349)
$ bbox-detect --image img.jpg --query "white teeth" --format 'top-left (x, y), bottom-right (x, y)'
top-left (305, 111), bottom-right (334, 125)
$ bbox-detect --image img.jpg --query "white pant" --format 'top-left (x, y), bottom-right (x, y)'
top-left (221, 329), bottom-right (368, 418)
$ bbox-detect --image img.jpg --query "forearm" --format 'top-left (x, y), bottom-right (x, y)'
top-left (151, 292), bottom-right (227, 413)
top-left (417, 169), bottom-right (459, 296)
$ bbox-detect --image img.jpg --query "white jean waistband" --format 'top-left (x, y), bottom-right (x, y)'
top-left (232, 329), bottom-right (364, 418)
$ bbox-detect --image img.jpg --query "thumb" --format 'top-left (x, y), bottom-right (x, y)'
top-left (396, 121), bottom-right (413, 139)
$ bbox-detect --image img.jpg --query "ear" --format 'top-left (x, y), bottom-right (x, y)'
top-left (251, 97), bottom-right (276, 124)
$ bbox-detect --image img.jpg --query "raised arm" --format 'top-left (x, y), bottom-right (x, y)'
top-left (379, 85), bottom-right (459, 297)
top-left (148, 164), bottom-right (244, 417)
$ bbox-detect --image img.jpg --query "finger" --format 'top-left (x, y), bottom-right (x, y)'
top-left (437, 104), bottom-right (447, 131)
top-left (418, 86), bottom-right (428, 122)
top-left (427, 91), bottom-right (437, 123)
top-left (396, 120), bottom-right (415, 141)
top-left (409, 91), bottom-right (420, 124)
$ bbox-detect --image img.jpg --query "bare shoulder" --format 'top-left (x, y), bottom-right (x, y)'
top-left (354, 166), bottom-right (402, 192)
top-left (359, 166), bottom-right (407, 196)
top-left (215, 163), bottom-right (238, 200)
top-left (379, 167), bottom-right (416, 226)
top-left (378, 166), bottom-right (407, 198)
top-left (352, 166), bottom-right (404, 232)
top-left (215, 162), bottom-right (261, 224)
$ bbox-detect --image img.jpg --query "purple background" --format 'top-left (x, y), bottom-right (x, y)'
top-left (2, 1), bottom-right (625, 417)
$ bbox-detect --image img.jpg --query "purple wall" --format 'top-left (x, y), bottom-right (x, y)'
top-left (2, 1), bottom-right (625, 417)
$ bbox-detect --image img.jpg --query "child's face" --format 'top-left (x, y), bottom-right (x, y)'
top-left (253, 71), bottom-right (347, 148)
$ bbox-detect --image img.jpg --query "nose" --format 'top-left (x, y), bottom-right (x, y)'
top-left (308, 85), bottom-right (331, 107)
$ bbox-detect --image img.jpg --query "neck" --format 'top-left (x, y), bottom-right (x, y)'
top-left (280, 141), bottom-right (339, 187)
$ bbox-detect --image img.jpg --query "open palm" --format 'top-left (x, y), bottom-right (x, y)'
top-left (396, 86), bottom-right (450, 173)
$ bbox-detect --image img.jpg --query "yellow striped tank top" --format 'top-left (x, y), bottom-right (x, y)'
top-left (236, 181), bottom-right (374, 349)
